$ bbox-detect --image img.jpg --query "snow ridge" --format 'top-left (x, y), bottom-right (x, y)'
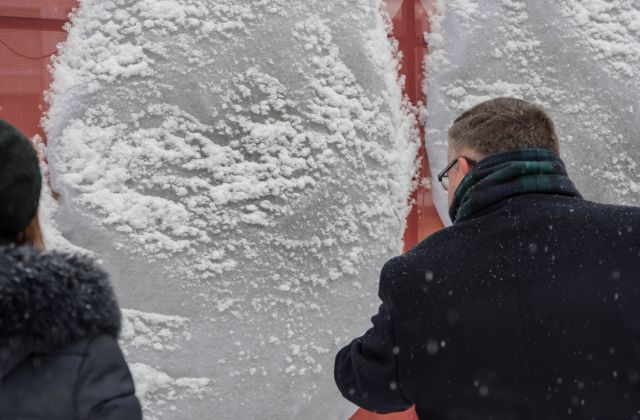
top-left (44, 0), bottom-right (417, 418)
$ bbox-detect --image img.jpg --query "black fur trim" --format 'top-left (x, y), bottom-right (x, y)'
top-left (0, 246), bottom-right (121, 350)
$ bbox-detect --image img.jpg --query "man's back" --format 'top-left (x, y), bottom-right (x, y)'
top-left (335, 99), bottom-right (640, 419)
top-left (337, 193), bottom-right (640, 419)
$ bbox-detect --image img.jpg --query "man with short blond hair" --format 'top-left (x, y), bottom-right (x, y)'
top-left (335, 97), bottom-right (640, 419)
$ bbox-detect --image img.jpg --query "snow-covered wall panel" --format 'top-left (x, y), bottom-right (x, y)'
top-left (425, 0), bottom-right (640, 224)
top-left (44, 0), bottom-right (418, 419)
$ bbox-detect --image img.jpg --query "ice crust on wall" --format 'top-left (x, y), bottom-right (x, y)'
top-left (425, 0), bottom-right (640, 224)
top-left (45, 0), bottom-right (418, 418)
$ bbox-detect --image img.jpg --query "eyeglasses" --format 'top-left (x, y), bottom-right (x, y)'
top-left (437, 156), bottom-right (477, 191)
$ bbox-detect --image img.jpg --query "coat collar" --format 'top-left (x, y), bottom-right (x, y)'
top-left (0, 245), bottom-right (121, 377)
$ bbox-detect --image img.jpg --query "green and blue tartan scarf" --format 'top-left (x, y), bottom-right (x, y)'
top-left (449, 148), bottom-right (582, 224)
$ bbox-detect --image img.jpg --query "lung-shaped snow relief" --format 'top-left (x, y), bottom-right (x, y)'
top-left (425, 0), bottom-right (640, 224)
top-left (45, 1), bottom-right (418, 419)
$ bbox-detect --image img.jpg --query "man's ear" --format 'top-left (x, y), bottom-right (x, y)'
top-left (458, 157), bottom-right (471, 176)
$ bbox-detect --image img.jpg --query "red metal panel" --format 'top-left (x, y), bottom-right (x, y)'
top-left (0, 16), bottom-right (68, 32)
top-left (394, 0), bottom-right (444, 252)
top-left (352, 0), bottom-right (442, 418)
top-left (0, 1), bottom-right (76, 140)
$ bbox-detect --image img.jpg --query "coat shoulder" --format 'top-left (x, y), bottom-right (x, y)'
top-left (0, 246), bottom-right (122, 351)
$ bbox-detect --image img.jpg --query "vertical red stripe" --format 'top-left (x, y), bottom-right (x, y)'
top-left (394, 0), bottom-right (443, 253)
top-left (351, 0), bottom-right (441, 418)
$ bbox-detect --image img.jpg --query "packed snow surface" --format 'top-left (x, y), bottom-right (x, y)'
top-left (425, 0), bottom-right (640, 223)
top-left (45, 0), bottom-right (417, 418)
top-left (42, 0), bottom-right (640, 417)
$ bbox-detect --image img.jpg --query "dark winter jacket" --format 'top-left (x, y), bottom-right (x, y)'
top-left (0, 245), bottom-right (142, 420)
top-left (335, 153), bottom-right (640, 419)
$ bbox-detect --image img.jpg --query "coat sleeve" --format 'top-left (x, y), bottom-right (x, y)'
top-left (334, 258), bottom-right (412, 414)
top-left (74, 334), bottom-right (142, 420)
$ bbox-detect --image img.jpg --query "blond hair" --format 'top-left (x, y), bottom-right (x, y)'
top-left (15, 212), bottom-right (45, 250)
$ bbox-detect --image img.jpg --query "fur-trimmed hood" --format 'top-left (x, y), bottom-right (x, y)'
top-left (0, 245), bottom-right (121, 376)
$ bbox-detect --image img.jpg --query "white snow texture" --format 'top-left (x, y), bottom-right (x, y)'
top-left (43, 0), bottom-right (640, 417)
top-left (425, 0), bottom-right (640, 223)
top-left (44, 0), bottom-right (418, 419)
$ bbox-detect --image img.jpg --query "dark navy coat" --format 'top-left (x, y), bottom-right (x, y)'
top-left (335, 193), bottom-right (640, 420)
top-left (0, 245), bottom-right (141, 420)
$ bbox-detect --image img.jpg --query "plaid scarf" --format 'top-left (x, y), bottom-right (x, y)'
top-left (449, 149), bottom-right (582, 224)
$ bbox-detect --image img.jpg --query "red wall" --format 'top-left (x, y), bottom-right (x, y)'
top-left (353, 1), bottom-right (442, 419)
top-left (0, 0), bottom-right (77, 140)
top-left (389, 0), bottom-right (443, 253)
